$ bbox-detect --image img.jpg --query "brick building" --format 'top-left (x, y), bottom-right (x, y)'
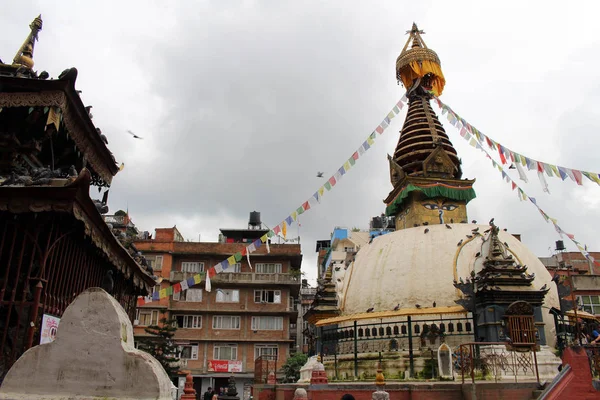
top-left (133, 219), bottom-right (301, 397)
top-left (540, 245), bottom-right (600, 316)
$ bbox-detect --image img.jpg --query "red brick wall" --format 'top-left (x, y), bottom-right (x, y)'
top-left (541, 347), bottom-right (600, 399)
top-left (254, 383), bottom-right (541, 400)
top-left (557, 252), bottom-right (600, 275)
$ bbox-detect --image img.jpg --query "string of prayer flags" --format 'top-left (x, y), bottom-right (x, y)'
top-left (440, 106), bottom-right (598, 267)
top-left (138, 96), bottom-right (410, 305)
top-left (432, 95), bottom-right (600, 189)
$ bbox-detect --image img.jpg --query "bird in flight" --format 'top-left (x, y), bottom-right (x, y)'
top-left (316, 171), bottom-right (324, 178)
top-left (127, 130), bottom-right (143, 139)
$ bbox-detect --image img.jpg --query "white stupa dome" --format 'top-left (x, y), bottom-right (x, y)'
top-left (339, 223), bottom-right (560, 345)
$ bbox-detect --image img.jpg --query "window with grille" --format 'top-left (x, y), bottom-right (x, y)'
top-left (254, 290), bottom-right (281, 303)
top-left (174, 288), bottom-right (203, 302)
top-left (224, 263), bottom-right (241, 273)
top-left (175, 315), bottom-right (202, 329)
top-left (507, 315), bottom-right (536, 344)
top-left (136, 309), bottom-right (159, 326)
top-left (181, 262), bottom-right (204, 273)
top-left (255, 263), bottom-right (282, 274)
top-left (147, 255), bottom-right (164, 271)
top-left (254, 344), bottom-right (278, 360)
top-left (216, 289), bottom-right (239, 303)
top-left (178, 343), bottom-right (199, 360)
top-left (578, 295), bottom-right (600, 315)
top-left (212, 315), bottom-right (240, 330)
top-left (251, 316), bottom-right (283, 330)
top-left (214, 344), bottom-right (238, 360)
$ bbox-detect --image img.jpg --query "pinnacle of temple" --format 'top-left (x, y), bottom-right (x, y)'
top-left (384, 24), bottom-right (475, 227)
top-left (0, 15), bottom-right (43, 78)
top-left (392, 96), bottom-right (461, 179)
top-left (392, 22), bottom-right (459, 180)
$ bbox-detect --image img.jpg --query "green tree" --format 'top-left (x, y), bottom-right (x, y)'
top-left (282, 352), bottom-right (308, 383)
top-left (138, 317), bottom-right (180, 377)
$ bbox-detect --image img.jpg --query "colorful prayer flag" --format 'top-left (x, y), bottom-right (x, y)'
top-left (180, 279), bottom-right (189, 291)
top-left (572, 169), bottom-right (583, 185)
top-left (302, 201), bottom-right (311, 211)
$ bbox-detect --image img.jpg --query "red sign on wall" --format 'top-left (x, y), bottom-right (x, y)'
top-left (208, 360), bottom-right (242, 372)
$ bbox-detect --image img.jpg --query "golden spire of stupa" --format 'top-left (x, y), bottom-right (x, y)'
top-left (12, 15), bottom-right (43, 70)
top-left (396, 22), bottom-right (445, 96)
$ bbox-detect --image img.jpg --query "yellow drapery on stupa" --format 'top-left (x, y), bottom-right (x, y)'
top-left (396, 23), bottom-right (446, 96)
top-left (398, 60), bottom-right (446, 97)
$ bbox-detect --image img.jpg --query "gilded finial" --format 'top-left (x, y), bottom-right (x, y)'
top-left (12, 15), bottom-right (43, 70)
top-left (396, 22), bottom-right (446, 96)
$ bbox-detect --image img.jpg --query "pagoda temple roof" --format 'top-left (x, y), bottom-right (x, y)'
top-left (0, 75), bottom-right (120, 185)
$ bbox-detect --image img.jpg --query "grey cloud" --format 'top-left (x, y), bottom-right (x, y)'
top-left (2, 1), bottom-right (600, 283)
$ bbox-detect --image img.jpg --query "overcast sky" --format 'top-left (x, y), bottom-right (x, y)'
top-left (2, 1), bottom-right (599, 284)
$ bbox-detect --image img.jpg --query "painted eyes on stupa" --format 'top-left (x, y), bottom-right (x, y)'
top-left (422, 203), bottom-right (458, 211)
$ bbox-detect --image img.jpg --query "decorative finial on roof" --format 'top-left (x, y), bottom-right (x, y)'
top-left (396, 22), bottom-right (445, 96)
top-left (406, 22), bottom-right (425, 48)
top-left (12, 15), bottom-right (43, 70)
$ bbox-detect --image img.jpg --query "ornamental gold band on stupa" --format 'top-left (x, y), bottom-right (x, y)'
top-left (304, 23), bottom-right (561, 381)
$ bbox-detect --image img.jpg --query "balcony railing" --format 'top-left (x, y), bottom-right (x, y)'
top-left (170, 271), bottom-right (299, 284)
top-left (170, 271), bottom-right (201, 282)
top-left (215, 272), bottom-right (299, 284)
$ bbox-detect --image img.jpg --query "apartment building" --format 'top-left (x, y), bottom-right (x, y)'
top-left (133, 217), bottom-right (301, 396)
top-left (539, 242), bottom-right (600, 316)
